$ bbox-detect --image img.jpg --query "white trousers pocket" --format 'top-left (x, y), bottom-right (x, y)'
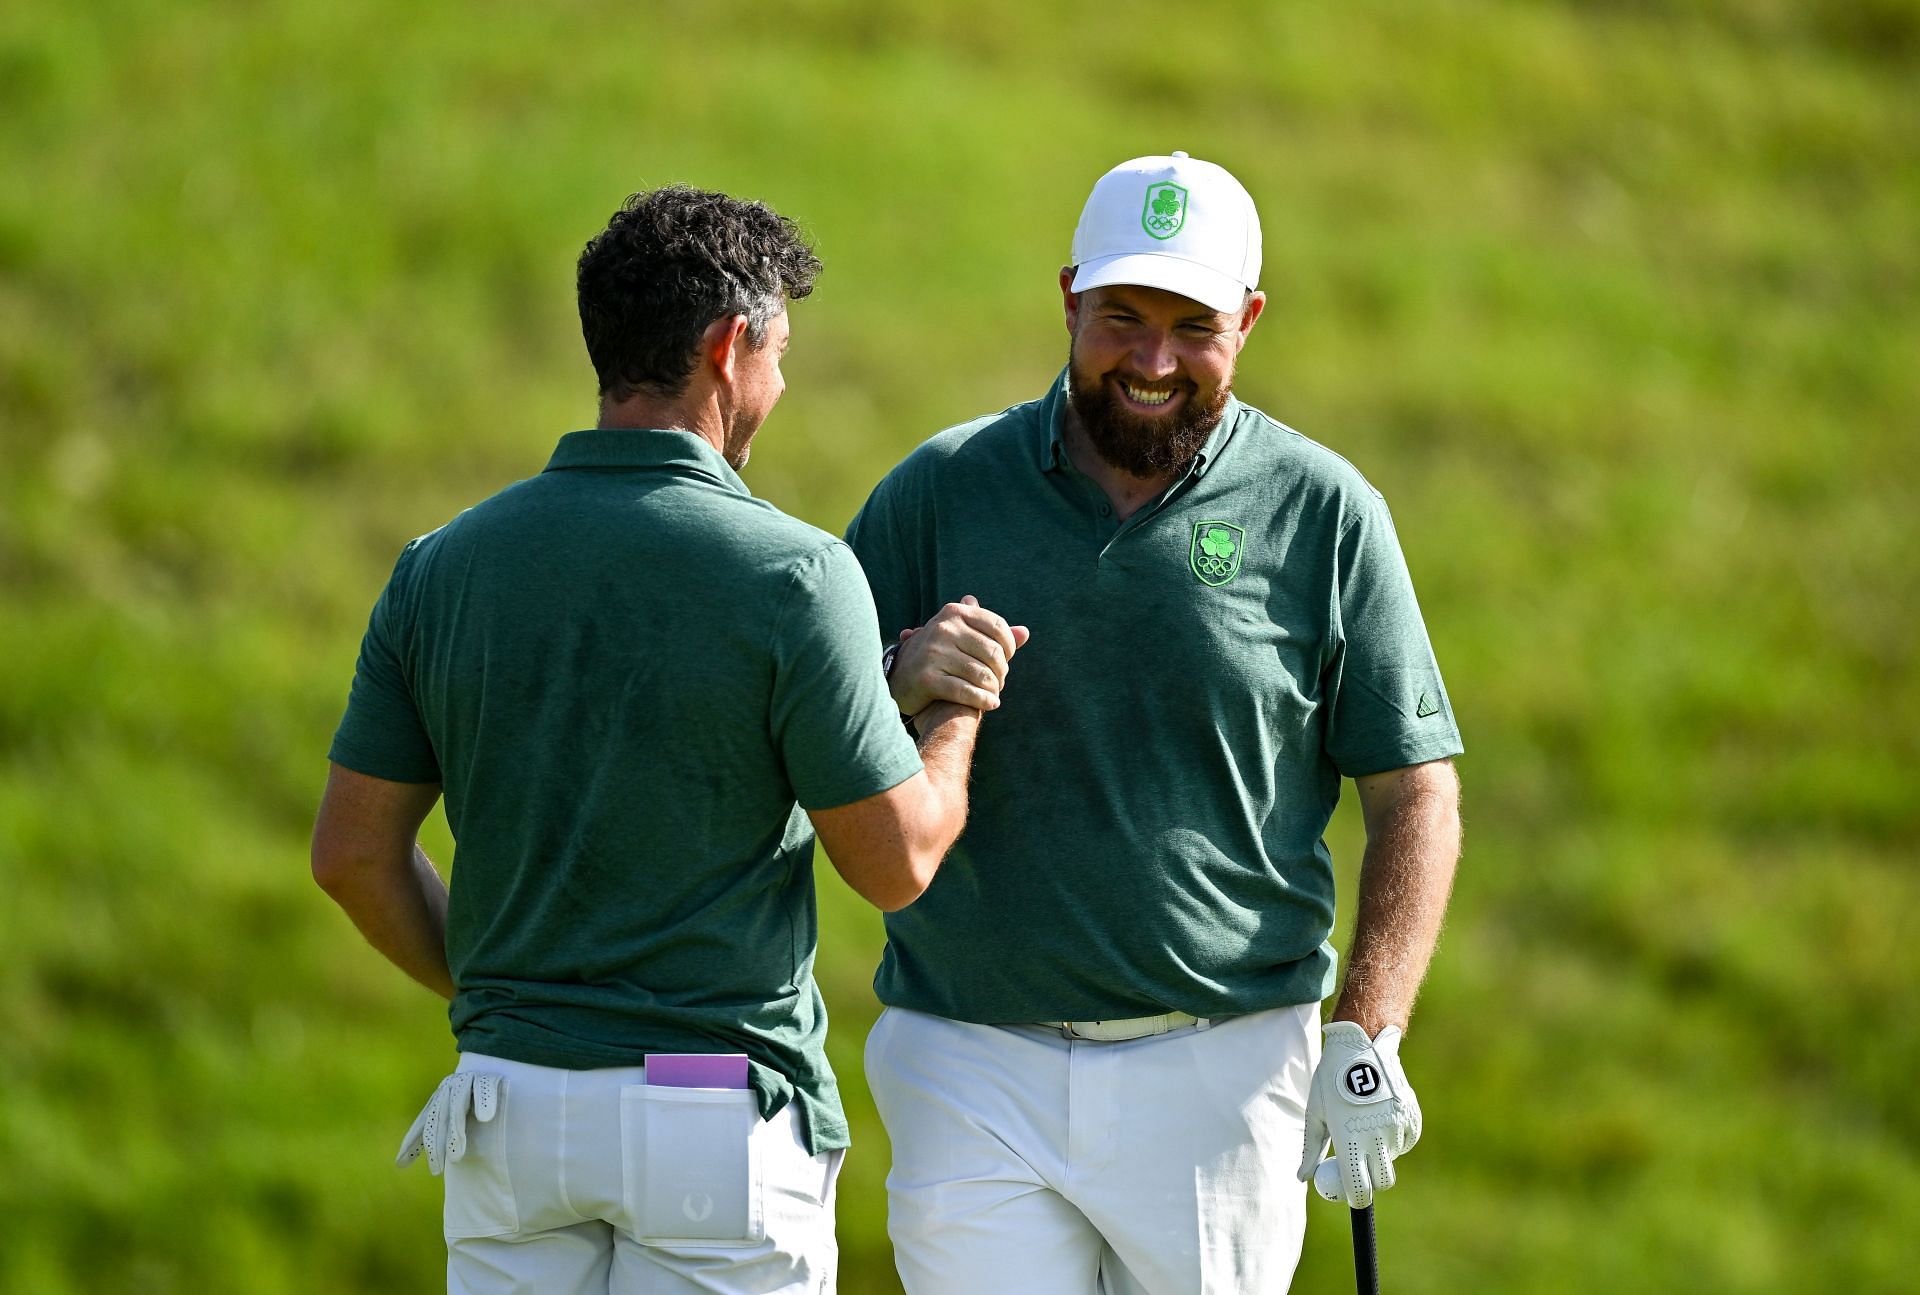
top-left (620, 1084), bottom-right (765, 1247)
top-left (428, 1082), bottom-right (518, 1239)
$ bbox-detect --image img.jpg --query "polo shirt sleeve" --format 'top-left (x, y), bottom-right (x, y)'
top-left (770, 541), bottom-right (924, 810)
top-left (843, 470), bottom-right (924, 648)
top-left (1320, 490), bottom-right (1464, 779)
top-left (328, 546), bottom-right (442, 784)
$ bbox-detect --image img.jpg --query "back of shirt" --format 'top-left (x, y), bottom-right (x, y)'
top-left (329, 429), bottom-right (921, 1153)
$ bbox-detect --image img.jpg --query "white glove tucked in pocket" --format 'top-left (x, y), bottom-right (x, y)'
top-left (397, 1072), bottom-right (505, 1176)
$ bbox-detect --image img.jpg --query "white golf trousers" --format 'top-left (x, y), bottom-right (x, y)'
top-left (866, 1004), bottom-right (1319, 1295)
top-left (434, 1052), bottom-right (843, 1295)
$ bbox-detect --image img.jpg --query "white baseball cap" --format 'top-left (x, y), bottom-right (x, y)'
top-left (1069, 151), bottom-right (1262, 315)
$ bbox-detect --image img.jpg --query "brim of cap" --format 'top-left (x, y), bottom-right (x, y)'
top-left (1071, 252), bottom-right (1250, 315)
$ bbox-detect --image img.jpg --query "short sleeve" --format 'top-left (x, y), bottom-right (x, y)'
top-left (771, 542), bottom-right (924, 810)
top-left (1320, 491), bottom-right (1464, 778)
top-left (328, 548), bottom-right (442, 784)
top-left (844, 470), bottom-right (923, 650)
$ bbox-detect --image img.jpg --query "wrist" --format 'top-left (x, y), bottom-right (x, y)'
top-left (912, 700), bottom-right (979, 739)
top-left (1328, 1016), bottom-right (1397, 1040)
top-left (883, 642), bottom-right (919, 721)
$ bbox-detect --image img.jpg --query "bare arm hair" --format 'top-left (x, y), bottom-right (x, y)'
top-left (310, 764), bottom-right (454, 999)
top-left (807, 703), bottom-right (980, 911)
top-left (1332, 759), bottom-right (1462, 1035)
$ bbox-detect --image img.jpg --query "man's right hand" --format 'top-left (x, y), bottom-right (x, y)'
top-left (889, 595), bottom-right (1030, 716)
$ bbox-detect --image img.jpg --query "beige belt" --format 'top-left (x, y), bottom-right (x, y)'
top-left (1042, 1011), bottom-right (1214, 1042)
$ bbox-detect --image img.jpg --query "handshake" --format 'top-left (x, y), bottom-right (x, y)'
top-left (887, 595), bottom-right (1031, 728)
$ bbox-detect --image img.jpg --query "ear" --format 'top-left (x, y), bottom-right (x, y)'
top-left (1059, 266), bottom-right (1081, 334)
top-left (1233, 291), bottom-right (1267, 349)
top-left (704, 314), bottom-right (751, 385)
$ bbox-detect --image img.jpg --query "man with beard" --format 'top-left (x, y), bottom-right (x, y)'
top-left (844, 153), bottom-right (1464, 1293)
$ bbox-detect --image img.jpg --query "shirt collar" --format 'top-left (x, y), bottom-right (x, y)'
top-left (1191, 394), bottom-right (1242, 478)
top-left (1037, 368), bottom-right (1073, 472)
top-left (1035, 368), bottom-right (1243, 479)
top-left (543, 428), bottom-right (752, 496)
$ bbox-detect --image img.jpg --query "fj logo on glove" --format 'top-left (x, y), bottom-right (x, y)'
top-left (1343, 1061), bottom-right (1383, 1099)
top-left (682, 1191), bottom-right (715, 1223)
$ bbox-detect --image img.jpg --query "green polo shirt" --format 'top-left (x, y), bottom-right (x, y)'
top-left (329, 428), bottom-right (922, 1153)
top-left (845, 371), bottom-right (1462, 1025)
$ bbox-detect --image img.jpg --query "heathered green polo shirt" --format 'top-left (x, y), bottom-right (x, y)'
top-left (845, 371), bottom-right (1462, 1025)
top-left (330, 428), bottom-right (923, 1153)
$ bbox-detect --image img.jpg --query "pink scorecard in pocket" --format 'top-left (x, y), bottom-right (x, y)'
top-left (646, 1053), bottom-right (750, 1089)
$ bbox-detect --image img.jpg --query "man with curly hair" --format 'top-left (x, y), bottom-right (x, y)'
top-left (847, 153), bottom-right (1463, 1293)
top-left (312, 186), bottom-right (1014, 1294)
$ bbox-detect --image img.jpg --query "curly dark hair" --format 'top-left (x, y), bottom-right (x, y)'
top-left (577, 186), bottom-right (821, 402)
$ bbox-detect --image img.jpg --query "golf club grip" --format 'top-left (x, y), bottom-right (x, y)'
top-left (1351, 1204), bottom-right (1379, 1295)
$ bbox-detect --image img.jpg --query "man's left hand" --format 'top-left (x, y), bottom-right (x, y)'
top-left (1297, 1021), bottom-right (1421, 1208)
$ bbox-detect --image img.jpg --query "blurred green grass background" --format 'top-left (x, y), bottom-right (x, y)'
top-left (2, 1), bottom-right (1915, 1290)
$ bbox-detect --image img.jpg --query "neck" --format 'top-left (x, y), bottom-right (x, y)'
top-left (597, 389), bottom-right (728, 460)
top-left (1060, 407), bottom-right (1179, 521)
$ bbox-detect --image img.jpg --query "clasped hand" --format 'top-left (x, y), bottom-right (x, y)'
top-left (890, 595), bottom-right (1031, 718)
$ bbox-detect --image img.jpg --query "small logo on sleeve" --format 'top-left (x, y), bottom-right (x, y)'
top-left (1189, 521), bottom-right (1245, 587)
top-left (1416, 690), bottom-right (1440, 718)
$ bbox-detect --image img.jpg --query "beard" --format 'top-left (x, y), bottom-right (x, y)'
top-left (1066, 341), bottom-right (1233, 478)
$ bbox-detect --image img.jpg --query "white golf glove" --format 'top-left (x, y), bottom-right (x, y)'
top-left (396, 1072), bottom-right (503, 1175)
top-left (1298, 1021), bottom-right (1421, 1208)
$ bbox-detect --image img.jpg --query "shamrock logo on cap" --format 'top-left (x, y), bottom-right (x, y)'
top-left (1141, 182), bottom-right (1188, 240)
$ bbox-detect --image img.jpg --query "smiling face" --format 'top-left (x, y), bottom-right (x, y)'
top-left (1062, 274), bottom-right (1265, 478)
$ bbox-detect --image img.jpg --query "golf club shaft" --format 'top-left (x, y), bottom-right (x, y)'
top-left (1351, 1204), bottom-right (1379, 1295)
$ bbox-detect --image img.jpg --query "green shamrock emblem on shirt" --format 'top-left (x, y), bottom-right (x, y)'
top-left (1189, 521), bottom-right (1245, 587)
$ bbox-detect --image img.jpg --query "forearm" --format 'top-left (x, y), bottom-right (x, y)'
top-left (806, 704), bottom-right (981, 911)
top-left (1334, 768), bottom-right (1461, 1035)
top-left (318, 843), bottom-right (455, 999)
top-left (910, 701), bottom-right (981, 849)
